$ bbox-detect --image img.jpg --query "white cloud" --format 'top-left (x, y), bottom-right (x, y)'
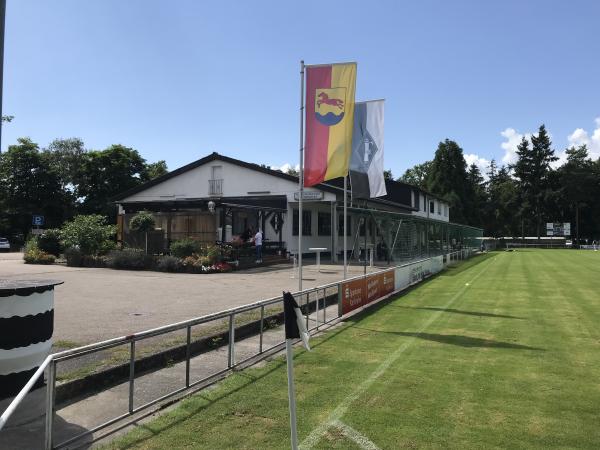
top-left (464, 153), bottom-right (490, 178)
top-left (567, 117), bottom-right (600, 160)
top-left (500, 128), bottom-right (531, 165)
top-left (271, 162), bottom-right (299, 173)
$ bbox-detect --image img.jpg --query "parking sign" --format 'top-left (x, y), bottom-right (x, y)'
top-left (32, 215), bottom-right (45, 226)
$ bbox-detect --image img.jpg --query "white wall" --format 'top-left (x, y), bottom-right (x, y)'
top-left (285, 202), bottom-right (379, 260)
top-left (122, 159), bottom-right (335, 203)
top-left (411, 194), bottom-right (450, 223)
top-left (284, 201), bottom-right (336, 254)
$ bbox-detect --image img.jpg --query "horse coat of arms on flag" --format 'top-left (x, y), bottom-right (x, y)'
top-left (314, 87), bottom-right (346, 126)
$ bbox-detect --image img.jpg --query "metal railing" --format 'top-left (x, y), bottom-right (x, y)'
top-left (0, 249), bottom-right (475, 449)
top-left (209, 179), bottom-right (223, 196)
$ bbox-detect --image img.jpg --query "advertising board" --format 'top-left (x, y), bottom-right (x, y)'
top-left (340, 256), bottom-right (447, 317)
top-left (339, 270), bottom-right (395, 315)
top-left (339, 278), bottom-right (365, 315)
top-left (546, 222), bottom-right (571, 236)
top-left (394, 256), bottom-right (444, 292)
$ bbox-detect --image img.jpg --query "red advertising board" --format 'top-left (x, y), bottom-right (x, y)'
top-left (340, 278), bottom-right (366, 315)
top-left (340, 270), bottom-right (395, 315)
top-left (366, 271), bottom-right (395, 303)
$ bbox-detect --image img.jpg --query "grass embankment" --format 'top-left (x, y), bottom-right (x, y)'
top-left (105, 250), bottom-right (600, 449)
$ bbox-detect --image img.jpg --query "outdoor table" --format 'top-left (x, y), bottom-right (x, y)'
top-left (308, 247), bottom-right (327, 272)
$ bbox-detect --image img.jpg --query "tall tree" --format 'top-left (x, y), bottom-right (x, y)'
top-left (398, 161), bottom-right (432, 189)
top-left (483, 163), bottom-right (519, 237)
top-left (512, 125), bottom-right (558, 238)
top-left (557, 145), bottom-right (595, 242)
top-left (43, 137), bottom-right (86, 190)
top-left (465, 163), bottom-right (487, 228)
top-left (142, 160), bottom-right (168, 181)
top-left (76, 144), bottom-right (148, 218)
top-left (0, 138), bottom-right (68, 239)
top-left (383, 169), bottom-right (393, 180)
top-left (486, 159), bottom-right (497, 182)
top-left (426, 140), bottom-right (469, 223)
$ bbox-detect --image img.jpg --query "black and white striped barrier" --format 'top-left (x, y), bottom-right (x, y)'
top-left (0, 280), bottom-right (62, 400)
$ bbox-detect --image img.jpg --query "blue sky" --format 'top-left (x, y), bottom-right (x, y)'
top-left (4, 0), bottom-right (600, 176)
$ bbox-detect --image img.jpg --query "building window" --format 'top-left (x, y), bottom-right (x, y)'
top-left (429, 201), bottom-right (435, 214)
top-left (318, 212), bottom-right (331, 236)
top-left (293, 210), bottom-right (312, 236)
top-left (338, 214), bottom-right (352, 236)
top-left (438, 202), bottom-right (441, 215)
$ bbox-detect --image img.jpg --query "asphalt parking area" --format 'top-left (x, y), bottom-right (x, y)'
top-left (1, 253), bottom-right (382, 345)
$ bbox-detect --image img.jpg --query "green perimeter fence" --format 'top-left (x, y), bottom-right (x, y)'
top-left (345, 206), bottom-right (483, 263)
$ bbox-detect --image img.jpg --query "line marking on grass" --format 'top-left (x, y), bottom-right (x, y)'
top-left (332, 420), bottom-right (381, 450)
top-left (300, 256), bottom-right (497, 450)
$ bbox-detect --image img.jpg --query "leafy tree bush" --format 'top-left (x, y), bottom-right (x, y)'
top-left (130, 211), bottom-right (155, 233)
top-left (106, 249), bottom-right (154, 270)
top-left (24, 248), bottom-right (56, 264)
top-left (156, 255), bottom-right (182, 272)
top-left (23, 239), bottom-right (55, 264)
top-left (64, 247), bottom-right (83, 267)
top-left (60, 214), bottom-right (116, 256)
top-left (0, 138), bottom-right (71, 239)
top-left (24, 237), bottom-right (38, 253)
top-left (170, 238), bottom-right (200, 258)
top-left (129, 211), bottom-right (155, 254)
top-left (205, 245), bottom-right (221, 263)
top-left (37, 228), bottom-right (62, 256)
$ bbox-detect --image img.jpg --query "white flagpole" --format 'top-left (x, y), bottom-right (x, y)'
top-left (298, 60), bottom-right (305, 291)
top-left (343, 175), bottom-right (348, 279)
top-left (286, 339), bottom-right (299, 450)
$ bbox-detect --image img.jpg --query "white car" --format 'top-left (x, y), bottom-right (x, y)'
top-left (0, 237), bottom-right (9, 252)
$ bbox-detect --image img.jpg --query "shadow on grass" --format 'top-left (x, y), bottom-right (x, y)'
top-left (109, 357), bottom-right (288, 449)
top-left (392, 305), bottom-right (525, 320)
top-left (354, 327), bottom-right (544, 351)
top-left (344, 253), bottom-right (500, 326)
top-left (110, 323), bottom-right (353, 449)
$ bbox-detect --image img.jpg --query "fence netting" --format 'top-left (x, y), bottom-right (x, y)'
top-left (344, 206), bottom-right (483, 263)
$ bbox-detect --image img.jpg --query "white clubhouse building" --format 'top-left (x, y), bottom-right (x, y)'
top-left (114, 152), bottom-right (460, 262)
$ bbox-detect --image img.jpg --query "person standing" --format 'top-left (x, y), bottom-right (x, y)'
top-left (254, 228), bottom-right (263, 263)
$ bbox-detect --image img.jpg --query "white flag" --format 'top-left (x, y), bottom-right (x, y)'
top-left (350, 100), bottom-right (386, 198)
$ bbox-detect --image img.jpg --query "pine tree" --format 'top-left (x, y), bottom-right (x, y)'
top-left (558, 145), bottom-right (594, 243)
top-left (512, 125), bottom-right (557, 238)
top-left (487, 159), bottom-right (497, 183)
top-left (466, 163), bottom-right (486, 228)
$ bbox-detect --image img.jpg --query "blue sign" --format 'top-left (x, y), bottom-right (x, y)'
top-left (32, 215), bottom-right (45, 226)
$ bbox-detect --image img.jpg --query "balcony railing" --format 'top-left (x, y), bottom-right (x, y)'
top-left (209, 179), bottom-right (223, 196)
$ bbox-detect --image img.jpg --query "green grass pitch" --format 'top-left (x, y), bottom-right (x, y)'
top-left (105, 250), bottom-right (600, 449)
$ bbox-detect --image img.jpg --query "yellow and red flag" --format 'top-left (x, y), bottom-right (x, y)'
top-left (304, 62), bottom-right (356, 187)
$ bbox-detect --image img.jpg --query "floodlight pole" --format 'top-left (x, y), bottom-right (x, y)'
top-left (0, 0), bottom-right (6, 154)
top-left (298, 60), bottom-right (305, 291)
top-left (343, 176), bottom-right (347, 279)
